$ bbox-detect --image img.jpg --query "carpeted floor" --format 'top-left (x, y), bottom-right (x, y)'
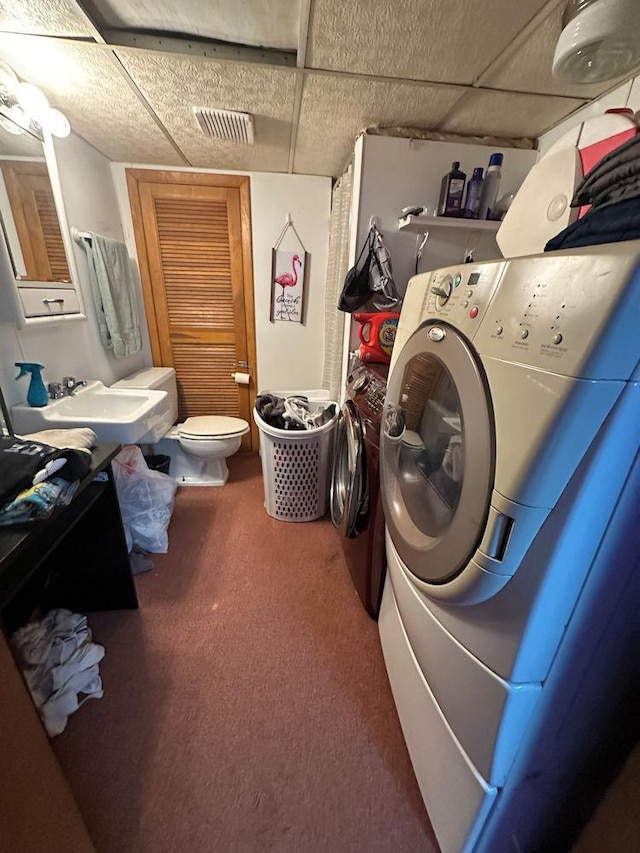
top-left (53, 455), bottom-right (439, 853)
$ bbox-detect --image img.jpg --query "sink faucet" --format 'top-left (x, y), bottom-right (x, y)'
top-left (48, 382), bottom-right (65, 400)
top-left (62, 376), bottom-right (87, 396)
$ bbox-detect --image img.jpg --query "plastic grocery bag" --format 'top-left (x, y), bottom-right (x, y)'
top-left (112, 445), bottom-right (177, 553)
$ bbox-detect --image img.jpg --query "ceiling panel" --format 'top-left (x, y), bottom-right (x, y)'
top-left (479, 3), bottom-right (630, 99)
top-left (294, 74), bottom-right (464, 177)
top-left (0, 35), bottom-right (182, 163)
top-left (118, 50), bottom-right (296, 172)
top-left (0, 0), bottom-right (96, 37)
top-left (440, 88), bottom-right (586, 139)
top-left (94, 0), bottom-right (300, 51)
top-left (307, 0), bottom-right (550, 85)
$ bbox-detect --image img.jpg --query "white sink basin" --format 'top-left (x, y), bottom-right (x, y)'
top-left (11, 380), bottom-right (173, 445)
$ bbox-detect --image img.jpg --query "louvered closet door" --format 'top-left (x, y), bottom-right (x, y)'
top-left (133, 176), bottom-right (256, 451)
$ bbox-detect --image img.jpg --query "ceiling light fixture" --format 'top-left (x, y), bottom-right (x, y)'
top-left (553, 0), bottom-right (640, 84)
top-left (0, 62), bottom-right (70, 138)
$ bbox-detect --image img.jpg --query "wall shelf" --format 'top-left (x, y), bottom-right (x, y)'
top-left (398, 214), bottom-right (501, 234)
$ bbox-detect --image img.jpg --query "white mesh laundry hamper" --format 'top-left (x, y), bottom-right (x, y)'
top-left (253, 399), bottom-right (338, 522)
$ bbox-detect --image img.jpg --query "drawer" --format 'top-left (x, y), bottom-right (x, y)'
top-left (19, 286), bottom-right (80, 318)
top-left (387, 533), bottom-right (540, 785)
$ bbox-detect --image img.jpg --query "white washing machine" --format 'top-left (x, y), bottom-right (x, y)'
top-left (378, 244), bottom-right (640, 853)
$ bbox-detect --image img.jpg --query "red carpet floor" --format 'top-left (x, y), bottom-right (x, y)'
top-left (53, 455), bottom-right (439, 852)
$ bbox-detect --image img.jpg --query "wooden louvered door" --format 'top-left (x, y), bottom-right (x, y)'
top-left (127, 170), bottom-right (257, 451)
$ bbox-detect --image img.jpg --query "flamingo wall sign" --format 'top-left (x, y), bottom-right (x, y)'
top-left (270, 248), bottom-right (308, 323)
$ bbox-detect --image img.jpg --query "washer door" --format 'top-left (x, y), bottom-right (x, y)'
top-left (381, 321), bottom-right (495, 585)
top-left (330, 401), bottom-right (366, 537)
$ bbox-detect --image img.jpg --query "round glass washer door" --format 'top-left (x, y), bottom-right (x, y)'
top-left (381, 320), bottom-right (495, 585)
top-left (330, 400), bottom-right (365, 537)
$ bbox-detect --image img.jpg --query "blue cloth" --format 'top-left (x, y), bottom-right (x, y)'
top-left (545, 197), bottom-right (640, 252)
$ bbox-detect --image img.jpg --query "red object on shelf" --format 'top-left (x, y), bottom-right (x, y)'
top-left (353, 312), bottom-right (400, 364)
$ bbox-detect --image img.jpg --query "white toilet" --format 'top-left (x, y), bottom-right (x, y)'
top-left (113, 367), bottom-right (249, 486)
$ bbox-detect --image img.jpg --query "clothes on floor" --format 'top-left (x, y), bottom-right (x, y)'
top-left (11, 609), bottom-right (105, 737)
top-left (255, 394), bottom-right (336, 431)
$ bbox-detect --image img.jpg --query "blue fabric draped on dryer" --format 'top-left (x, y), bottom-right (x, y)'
top-left (81, 233), bottom-right (142, 357)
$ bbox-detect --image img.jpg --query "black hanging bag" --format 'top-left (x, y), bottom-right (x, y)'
top-left (337, 231), bottom-right (374, 313)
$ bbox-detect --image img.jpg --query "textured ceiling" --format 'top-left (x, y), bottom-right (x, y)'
top-left (295, 74), bottom-right (463, 176)
top-left (0, 0), bottom-right (94, 37)
top-left (117, 49), bottom-right (297, 171)
top-left (0, 0), bottom-right (635, 176)
top-left (95, 0), bottom-right (301, 51)
top-left (307, 0), bottom-right (551, 84)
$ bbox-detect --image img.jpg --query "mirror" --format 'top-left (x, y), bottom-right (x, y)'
top-left (0, 111), bottom-right (71, 283)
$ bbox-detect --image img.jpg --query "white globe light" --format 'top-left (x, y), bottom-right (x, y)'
top-left (16, 82), bottom-right (49, 119)
top-left (553, 0), bottom-right (640, 84)
top-left (44, 108), bottom-right (70, 138)
top-left (0, 106), bottom-right (25, 135)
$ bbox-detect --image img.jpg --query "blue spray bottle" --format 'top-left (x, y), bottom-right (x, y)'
top-left (15, 362), bottom-right (48, 407)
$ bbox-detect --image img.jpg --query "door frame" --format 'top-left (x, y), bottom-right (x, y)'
top-left (126, 169), bottom-right (258, 450)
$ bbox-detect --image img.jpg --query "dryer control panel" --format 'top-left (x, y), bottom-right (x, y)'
top-left (418, 260), bottom-right (507, 340)
top-left (475, 247), bottom-right (640, 380)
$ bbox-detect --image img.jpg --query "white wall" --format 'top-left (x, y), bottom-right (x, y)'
top-left (537, 77), bottom-right (639, 156)
top-left (355, 135), bottom-right (538, 295)
top-left (0, 131), bottom-right (147, 408)
top-left (110, 163), bottom-right (331, 393)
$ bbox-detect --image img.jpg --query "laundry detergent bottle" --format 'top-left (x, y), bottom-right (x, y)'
top-left (15, 362), bottom-right (48, 407)
top-left (353, 312), bottom-right (400, 364)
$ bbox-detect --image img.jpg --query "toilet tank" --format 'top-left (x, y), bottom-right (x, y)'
top-left (113, 367), bottom-right (179, 424)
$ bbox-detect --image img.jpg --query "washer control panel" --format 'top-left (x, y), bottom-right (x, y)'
top-left (419, 261), bottom-right (507, 339)
top-left (475, 249), bottom-right (640, 378)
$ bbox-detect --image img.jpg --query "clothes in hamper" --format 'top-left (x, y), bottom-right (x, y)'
top-left (255, 394), bottom-right (336, 431)
top-left (545, 196), bottom-right (640, 251)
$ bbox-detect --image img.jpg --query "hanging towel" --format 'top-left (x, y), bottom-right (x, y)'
top-left (81, 234), bottom-right (142, 357)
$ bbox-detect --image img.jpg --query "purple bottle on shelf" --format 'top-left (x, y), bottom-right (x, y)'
top-left (463, 167), bottom-right (484, 219)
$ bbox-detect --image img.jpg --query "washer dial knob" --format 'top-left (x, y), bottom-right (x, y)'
top-left (431, 275), bottom-right (453, 307)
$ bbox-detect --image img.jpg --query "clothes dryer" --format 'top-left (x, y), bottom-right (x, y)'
top-left (330, 362), bottom-right (388, 617)
top-left (377, 245), bottom-right (640, 853)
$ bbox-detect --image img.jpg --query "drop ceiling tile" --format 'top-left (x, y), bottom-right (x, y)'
top-left (117, 50), bottom-right (296, 172)
top-left (97, 0), bottom-right (300, 51)
top-left (0, 0), bottom-right (96, 37)
top-left (440, 89), bottom-right (587, 139)
top-left (307, 0), bottom-right (550, 85)
top-left (294, 73), bottom-right (464, 177)
top-left (480, 3), bottom-right (631, 98)
top-left (0, 35), bottom-right (182, 163)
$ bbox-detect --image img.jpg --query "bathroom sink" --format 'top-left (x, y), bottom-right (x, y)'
top-left (11, 380), bottom-right (174, 445)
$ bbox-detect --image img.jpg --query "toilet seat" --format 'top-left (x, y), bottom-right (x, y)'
top-left (178, 415), bottom-right (250, 441)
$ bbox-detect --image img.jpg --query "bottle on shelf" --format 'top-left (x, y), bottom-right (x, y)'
top-left (438, 161), bottom-right (466, 217)
top-left (463, 167), bottom-right (484, 219)
top-left (478, 153), bottom-right (503, 220)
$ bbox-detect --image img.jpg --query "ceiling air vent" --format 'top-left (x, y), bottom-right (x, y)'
top-left (194, 107), bottom-right (254, 144)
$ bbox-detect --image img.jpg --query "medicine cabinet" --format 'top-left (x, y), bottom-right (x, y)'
top-left (0, 112), bottom-right (85, 327)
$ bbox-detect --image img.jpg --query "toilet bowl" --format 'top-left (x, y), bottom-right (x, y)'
top-left (112, 368), bottom-right (250, 486)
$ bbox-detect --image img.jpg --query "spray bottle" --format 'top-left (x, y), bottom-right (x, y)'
top-left (15, 362), bottom-right (48, 407)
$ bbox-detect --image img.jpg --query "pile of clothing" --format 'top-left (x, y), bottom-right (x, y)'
top-left (255, 394), bottom-right (336, 431)
top-left (546, 132), bottom-right (640, 251)
top-left (0, 428), bottom-right (96, 524)
top-left (11, 609), bottom-right (105, 736)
